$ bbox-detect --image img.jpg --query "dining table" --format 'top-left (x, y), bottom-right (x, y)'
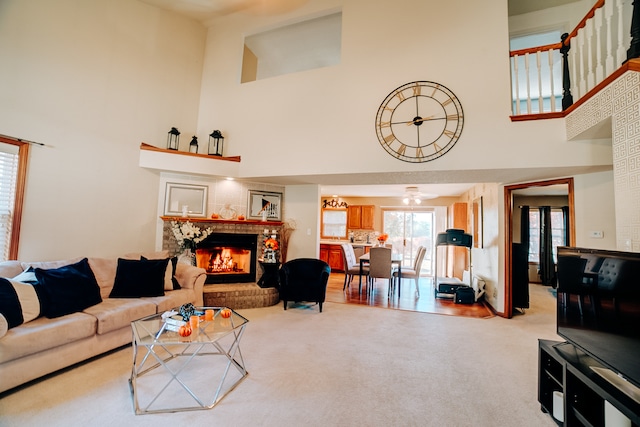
top-left (358, 251), bottom-right (402, 295)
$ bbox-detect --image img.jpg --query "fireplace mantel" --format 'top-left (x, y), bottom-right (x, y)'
top-left (161, 216), bottom-right (283, 226)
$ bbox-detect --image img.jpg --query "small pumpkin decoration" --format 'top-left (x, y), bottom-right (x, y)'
top-left (178, 324), bottom-right (192, 337)
top-left (220, 308), bottom-right (232, 319)
top-left (237, 214), bottom-right (245, 220)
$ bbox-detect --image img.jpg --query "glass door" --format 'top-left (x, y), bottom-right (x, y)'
top-left (382, 209), bottom-right (434, 276)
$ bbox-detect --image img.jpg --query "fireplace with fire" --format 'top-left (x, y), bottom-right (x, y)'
top-left (195, 233), bottom-right (258, 284)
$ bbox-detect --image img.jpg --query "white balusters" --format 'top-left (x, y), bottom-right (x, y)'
top-left (509, 0), bottom-right (635, 117)
top-left (513, 55), bottom-right (521, 115)
top-left (578, 30), bottom-right (588, 96)
top-left (548, 49), bottom-right (556, 112)
top-left (525, 53), bottom-right (532, 114)
top-left (537, 51), bottom-right (544, 112)
top-left (570, 43), bottom-right (580, 100)
top-left (595, 7), bottom-right (605, 83)
top-left (586, 17), bottom-right (595, 90)
top-left (616, 0), bottom-right (626, 65)
top-left (605, 0), bottom-right (615, 75)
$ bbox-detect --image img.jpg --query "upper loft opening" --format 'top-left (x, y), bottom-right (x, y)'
top-left (241, 11), bottom-right (342, 83)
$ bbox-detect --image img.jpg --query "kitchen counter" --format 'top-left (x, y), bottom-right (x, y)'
top-left (319, 241), bottom-right (372, 272)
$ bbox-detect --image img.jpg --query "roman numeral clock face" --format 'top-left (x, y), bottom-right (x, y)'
top-left (375, 81), bottom-right (464, 163)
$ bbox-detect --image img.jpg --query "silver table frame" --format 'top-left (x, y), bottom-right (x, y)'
top-left (129, 307), bottom-right (248, 414)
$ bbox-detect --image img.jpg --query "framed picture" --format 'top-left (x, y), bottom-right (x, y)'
top-left (247, 190), bottom-right (282, 221)
top-left (164, 183), bottom-right (208, 217)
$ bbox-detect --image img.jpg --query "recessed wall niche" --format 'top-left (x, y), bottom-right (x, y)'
top-left (241, 11), bottom-right (342, 83)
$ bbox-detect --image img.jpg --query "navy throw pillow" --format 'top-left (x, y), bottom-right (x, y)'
top-left (110, 258), bottom-right (168, 298)
top-left (141, 256), bottom-right (180, 290)
top-left (34, 258), bottom-right (102, 318)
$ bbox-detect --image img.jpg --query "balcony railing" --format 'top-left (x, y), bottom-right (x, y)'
top-left (510, 0), bottom-right (637, 118)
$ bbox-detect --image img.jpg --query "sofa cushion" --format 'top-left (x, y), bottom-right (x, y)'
top-left (141, 256), bottom-right (180, 290)
top-left (21, 257), bottom-right (83, 271)
top-left (0, 260), bottom-right (24, 279)
top-left (123, 250), bottom-right (170, 260)
top-left (0, 312), bottom-right (97, 363)
top-left (0, 278), bottom-right (47, 337)
top-left (35, 258), bottom-right (103, 318)
top-left (82, 298), bottom-right (156, 335)
top-left (12, 267), bottom-right (38, 284)
top-left (110, 258), bottom-right (168, 298)
top-left (87, 258), bottom-right (118, 299)
top-left (144, 288), bottom-right (197, 313)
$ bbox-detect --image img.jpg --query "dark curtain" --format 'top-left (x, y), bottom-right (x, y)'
top-left (562, 206), bottom-right (570, 246)
top-left (539, 206), bottom-right (556, 286)
top-left (520, 206), bottom-right (530, 249)
top-left (512, 206), bottom-right (531, 310)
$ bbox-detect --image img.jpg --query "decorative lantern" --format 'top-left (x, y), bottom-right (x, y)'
top-left (189, 136), bottom-right (198, 153)
top-left (208, 130), bottom-right (224, 156)
top-left (167, 127), bottom-right (180, 150)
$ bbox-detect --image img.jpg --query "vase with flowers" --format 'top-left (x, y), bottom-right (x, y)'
top-left (171, 220), bottom-right (214, 265)
top-left (377, 233), bottom-right (389, 247)
top-left (262, 230), bottom-right (280, 263)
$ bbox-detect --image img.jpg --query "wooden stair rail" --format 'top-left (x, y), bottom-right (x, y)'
top-left (509, 0), bottom-right (638, 119)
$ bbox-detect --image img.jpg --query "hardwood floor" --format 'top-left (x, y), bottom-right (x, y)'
top-left (325, 272), bottom-right (494, 318)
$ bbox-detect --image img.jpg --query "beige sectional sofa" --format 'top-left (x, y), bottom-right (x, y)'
top-left (0, 252), bottom-right (206, 393)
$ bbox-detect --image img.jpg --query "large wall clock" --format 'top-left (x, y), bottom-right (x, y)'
top-left (375, 81), bottom-right (464, 163)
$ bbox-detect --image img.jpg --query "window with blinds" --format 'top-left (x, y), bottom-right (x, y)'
top-left (0, 143), bottom-right (19, 261)
top-left (0, 136), bottom-right (28, 262)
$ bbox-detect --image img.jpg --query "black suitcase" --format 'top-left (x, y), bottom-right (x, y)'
top-left (454, 286), bottom-right (475, 304)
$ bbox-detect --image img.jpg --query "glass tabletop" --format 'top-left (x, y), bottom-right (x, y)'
top-left (131, 307), bottom-right (248, 346)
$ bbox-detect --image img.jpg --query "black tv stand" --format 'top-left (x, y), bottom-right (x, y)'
top-left (538, 339), bottom-right (640, 426)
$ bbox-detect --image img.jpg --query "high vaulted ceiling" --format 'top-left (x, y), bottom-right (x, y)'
top-left (139, 0), bottom-right (584, 22)
top-left (136, 0), bottom-right (596, 198)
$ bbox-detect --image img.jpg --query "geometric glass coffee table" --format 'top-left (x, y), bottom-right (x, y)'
top-left (129, 307), bottom-right (249, 414)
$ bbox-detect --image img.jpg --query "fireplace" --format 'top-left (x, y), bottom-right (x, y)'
top-left (195, 233), bottom-right (258, 284)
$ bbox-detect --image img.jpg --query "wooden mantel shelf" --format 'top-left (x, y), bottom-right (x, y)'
top-left (161, 216), bottom-right (283, 226)
top-left (140, 142), bottom-right (241, 162)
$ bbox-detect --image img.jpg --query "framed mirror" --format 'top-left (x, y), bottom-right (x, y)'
top-left (164, 183), bottom-right (208, 217)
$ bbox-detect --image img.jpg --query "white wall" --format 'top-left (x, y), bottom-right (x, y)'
top-left (0, 0), bottom-right (620, 305)
top-left (509, 0), bottom-right (592, 37)
top-left (571, 171), bottom-right (617, 249)
top-left (197, 0), bottom-right (611, 182)
top-left (0, 0), bottom-right (206, 260)
top-left (283, 184), bottom-right (321, 260)
top-left (154, 173), bottom-right (285, 250)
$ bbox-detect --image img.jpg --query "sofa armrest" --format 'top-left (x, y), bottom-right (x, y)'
top-left (174, 264), bottom-right (206, 306)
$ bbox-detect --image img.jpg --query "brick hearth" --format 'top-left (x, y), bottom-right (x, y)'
top-left (162, 217), bottom-right (283, 308)
top-left (203, 283), bottom-right (279, 309)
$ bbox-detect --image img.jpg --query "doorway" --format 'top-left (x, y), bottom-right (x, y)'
top-left (504, 177), bottom-right (575, 318)
top-left (381, 209), bottom-right (434, 275)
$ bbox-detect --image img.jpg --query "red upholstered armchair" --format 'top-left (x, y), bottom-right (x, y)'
top-left (278, 258), bottom-right (331, 312)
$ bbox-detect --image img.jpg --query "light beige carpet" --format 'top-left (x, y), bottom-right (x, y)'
top-left (0, 285), bottom-right (559, 426)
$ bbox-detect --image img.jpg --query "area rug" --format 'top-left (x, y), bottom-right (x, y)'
top-left (0, 293), bottom-right (559, 427)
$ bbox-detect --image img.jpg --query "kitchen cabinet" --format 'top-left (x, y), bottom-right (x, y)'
top-left (348, 205), bottom-right (375, 230)
top-left (320, 243), bottom-right (345, 272)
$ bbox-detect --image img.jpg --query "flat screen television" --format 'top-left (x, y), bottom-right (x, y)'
top-left (556, 246), bottom-right (640, 395)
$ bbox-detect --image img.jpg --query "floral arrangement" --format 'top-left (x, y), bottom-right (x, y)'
top-left (261, 229), bottom-right (280, 263)
top-left (377, 233), bottom-right (389, 244)
top-left (279, 218), bottom-right (296, 263)
top-left (264, 237), bottom-right (279, 251)
top-left (171, 220), bottom-right (214, 251)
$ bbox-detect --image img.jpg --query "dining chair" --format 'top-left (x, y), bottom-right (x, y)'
top-left (367, 247), bottom-right (394, 297)
top-left (340, 243), bottom-right (369, 291)
top-left (393, 246), bottom-right (426, 297)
